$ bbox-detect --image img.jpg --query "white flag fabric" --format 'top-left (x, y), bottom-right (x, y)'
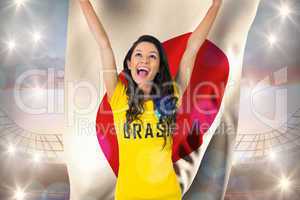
top-left (64, 0), bottom-right (261, 199)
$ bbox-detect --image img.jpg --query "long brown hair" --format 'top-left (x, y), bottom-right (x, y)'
top-left (123, 35), bottom-right (178, 148)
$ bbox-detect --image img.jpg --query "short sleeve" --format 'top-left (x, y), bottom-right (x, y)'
top-left (108, 78), bottom-right (128, 111)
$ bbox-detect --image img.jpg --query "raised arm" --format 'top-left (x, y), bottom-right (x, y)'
top-left (175, 0), bottom-right (222, 96)
top-left (79, 0), bottom-right (118, 99)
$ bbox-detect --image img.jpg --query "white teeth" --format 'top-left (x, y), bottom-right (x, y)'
top-left (137, 67), bottom-right (149, 72)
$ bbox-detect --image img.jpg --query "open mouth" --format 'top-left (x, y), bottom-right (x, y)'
top-left (137, 66), bottom-right (150, 78)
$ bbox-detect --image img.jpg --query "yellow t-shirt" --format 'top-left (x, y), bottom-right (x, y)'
top-left (108, 79), bottom-right (181, 200)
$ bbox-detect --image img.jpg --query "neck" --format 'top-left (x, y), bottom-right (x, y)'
top-left (138, 83), bottom-right (152, 100)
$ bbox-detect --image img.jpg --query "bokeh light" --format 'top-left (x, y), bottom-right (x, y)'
top-left (14, 188), bottom-right (26, 200)
top-left (15, 0), bottom-right (27, 8)
top-left (6, 39), bottom-right (17, 51)
top-left (279, 177), bottom-right (291, 192)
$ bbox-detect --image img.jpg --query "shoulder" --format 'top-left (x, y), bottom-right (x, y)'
top-left (108, 78), bottom-right (128, 110)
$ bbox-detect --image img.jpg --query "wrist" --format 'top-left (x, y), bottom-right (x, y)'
top-left (212, 1), bottom-right (222, 8)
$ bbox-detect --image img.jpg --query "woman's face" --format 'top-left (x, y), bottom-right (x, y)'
top-left (127, 41), bottom-right (160, 86)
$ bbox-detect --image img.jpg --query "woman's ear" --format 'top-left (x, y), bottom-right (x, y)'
top-left (127, 60), bottom-right (131, 70)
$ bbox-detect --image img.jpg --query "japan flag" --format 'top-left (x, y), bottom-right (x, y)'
top-left (64, 0), bottom-right (261, 199)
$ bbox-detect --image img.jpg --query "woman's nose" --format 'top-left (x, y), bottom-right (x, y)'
top-left (141, 56), bottom-right (149, 64)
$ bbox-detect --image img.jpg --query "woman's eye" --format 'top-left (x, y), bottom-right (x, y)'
top-left (135, 53), bottom-right (142, 57)
top-left (149, 54), bottom-right (157, 59)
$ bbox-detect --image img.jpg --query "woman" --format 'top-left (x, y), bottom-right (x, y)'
top-left (78, 0), bottom-right (221, 199)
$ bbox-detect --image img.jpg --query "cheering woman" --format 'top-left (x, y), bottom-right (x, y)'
top-left (78, 0), bottom-right (222, 199)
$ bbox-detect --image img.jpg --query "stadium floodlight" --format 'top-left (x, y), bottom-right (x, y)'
top-left (279, 3), bottom-right (291, 18)
top-left (267, 34), bottom-right (278, 46)
top-left (14, 188), bottom-right (26, 200)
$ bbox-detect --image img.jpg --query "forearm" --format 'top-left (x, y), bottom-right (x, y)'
top-left (175, 1), bottom-right (221, 94)
top-left (79, 0), bottom-right (111, 49)
top-left (187, 3), bottom-right (221, 53)
top-left (79, 0), bottom-right (118, 97)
